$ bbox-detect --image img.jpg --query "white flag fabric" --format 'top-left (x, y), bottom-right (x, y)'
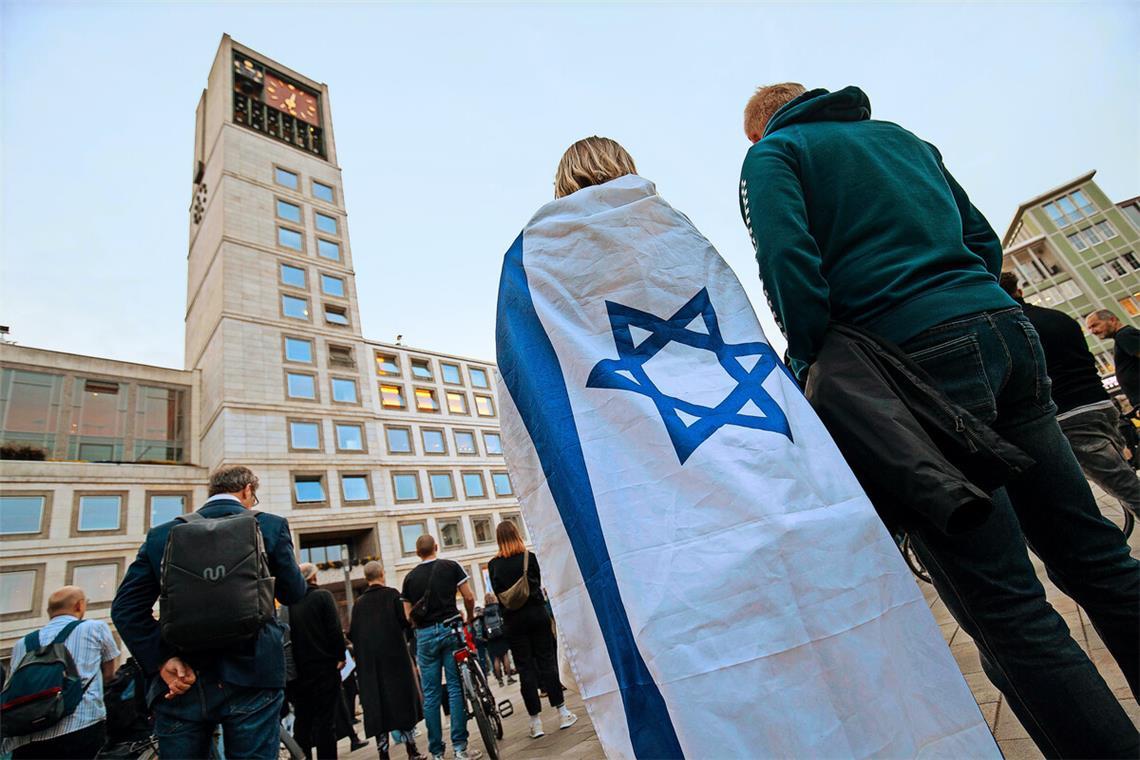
top-left (494, 175), bottom-right (998, 759)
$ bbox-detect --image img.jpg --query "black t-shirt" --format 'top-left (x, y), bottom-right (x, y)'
top-left (1019, 302), bottom-right (1107, 414)
top-left (1114, 325), bottom-right (1140, 407)
top-left (400, 559), bottom-right (468, 628)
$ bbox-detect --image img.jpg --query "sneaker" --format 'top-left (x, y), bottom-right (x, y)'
top-left (455, 749), bottom-right (483, 760)
top-left (431, 755), bottom-right (444, 760)
top-left (558, 706), bottom-right (579, 730)
top-left (528, 715), bottom-right (545, 739)
top-left (507, 676), bottom-right (517, 684)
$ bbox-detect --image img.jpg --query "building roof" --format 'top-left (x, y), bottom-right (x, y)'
top-left (1002, 170), bottom-right (1097, 248)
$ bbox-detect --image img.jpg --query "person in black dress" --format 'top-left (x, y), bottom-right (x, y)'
top-left (487, 521), bottom-right (578, 739)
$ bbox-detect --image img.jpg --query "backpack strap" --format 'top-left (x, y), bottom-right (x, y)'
top-left (22, 629), bottom-right (40, 654)
top-left (50, 620), bottom-right (84, 647)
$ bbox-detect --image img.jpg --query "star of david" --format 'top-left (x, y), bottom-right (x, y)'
top-left (586, 288), bottom-right (794, 464)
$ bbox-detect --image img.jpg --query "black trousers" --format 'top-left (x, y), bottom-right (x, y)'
top-left (292, 668), bottom-right (341, 759)
top-left (14, 720), bottom-right (105, 760)
top-left (506, 605), bottom-right (563, 716)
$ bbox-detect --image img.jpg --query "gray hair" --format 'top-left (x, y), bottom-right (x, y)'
top-left (363, 561), bottom-right (384, 582)
top-left (208, 465), bottom-right (259, 497)
top-left (1090, 309), bottom-right (1119, 322)
top-left (299, 562), bottom-right (318, 581)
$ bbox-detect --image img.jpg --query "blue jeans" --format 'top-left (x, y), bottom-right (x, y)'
top-left (900, 307), bottom-right (1139, 758)
top-left (153, 680), bottom-right (283, 759)
top-left (416, 623), bottom-right (468, 756)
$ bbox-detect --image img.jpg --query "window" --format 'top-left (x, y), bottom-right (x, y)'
top-left (69, 561), bottom-right (121, 606)
top-left (501, 512), bottom-right (526, 538)
top-left (0, 495), bottom-right (46, 536)
top-left (393, 473), bottom-right (420, 502)
top-left (77, 494), bottom-right (122, 532)
top-left (469, 368), bottom-right (490, 388)
top-left (455, 430), bottom-right (477, 455)
top-left (148, 494), bottom-right (186, 529)
top-left (315, 212), bottom-right (338, 235)
top-left (1066, 232), bottom-right (1088, 251)
top-left (422, 428), bottom-right (446, 454)
top-left (1110, 259), bottom-right (1128, 278)
top-left (1, 566), bottom-right (41, 618)
top-left (0, 370), bottom-right (63, 454)
top-left (293, 474), bottom-right (327, 504)
top-left (463, 472), bottom-right (486, 498)
top-left (275, 167), bottom-right (299, 189)
top-left (341, 475), bottom-right (372, 503)
top-left (474, 395), bottom-right (495, 417)
top-left (411, 359), bottom-right (433, 381)
top-left (376, 354), bottom-right (400, 376)
top-left (1123, 252), bottom-right (1140, 271)
top-left (280, 263), bottom-right (306, 288)
top-left (278, 226), bottom-right (303, 251)
top-left (439, 519), bottom-right (465, 549)
top-left (335, 423), bottom-right (365, 452)
top-left (286, 372), bottom-right (317, 400)
top-left (415, 388), bottom-right (439, 412)
top-left (312, 181), bottom-right (335, 203)
top-left (1043, 202), bottom-right (1063, 227)
top-left (289, 420), bottom-right (321, 450)
top-left (1124, 205), bottom-right (1140, 230)
top-left (317, 239), bottom-right (341, 261)
top-left (1095, 220), bottom-right (1118, 239)
top-left (483, 432), bottom-right (502, 455)
top-left (492, 473), bottom-right (513, 496)
top-left (328, 345), bottom-right (355, 369)
top-left (300, 542), bottom-right (349, 566)
top-left (137, 387), bottom-right (187, 464)
top-left (430, 473), bottom-right (455, 500)
top-left (320, 274), bottom-right (345, 297)
top-left (441, 363), bottom-right (462, 385)
top-left (1081, 226), bottom-right (1103, 246)
top-left (1092, 264), bottom-right (1114, 283)
top-left (331, 377), bottom-right (358, 403)
top-left (276, 199), bottom-right (302, 223)
top-left (471, 516), bottom-right (494, 545)
top-left (386, 426), bottom-right (413, 453)
top-left (284, 337), bottom-right (313, 363)
top-left (324, 304), bottom-right (349, 326)
top-left (446, 391), bottom-right (468, 415)
top-left (380, 384), bottom-right (406, 409)
top-left (282, 294), bottom-right (310, 320)
top-left (399, 520), bottom-right (426, 554)
top-left (1119, 297), bottom-right (1140, 317)
top-left (70, 379), bottom-right (127, 461)
top-left (1058, 280), bottom-right (1082, 300)
top-left (1071, 189), bottom-right (1094, 215)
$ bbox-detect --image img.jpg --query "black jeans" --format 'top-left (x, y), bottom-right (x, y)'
top-left (901, 307), bottom-right (1139, 758)
top-left (506, 605), bottom-right (563, 716)
top-left (13, 720), bottom-right (105, 759)
top-left (291, 668), bottom-right (341, 759)
top-left (1058, 404), bottom-right (1140, 517)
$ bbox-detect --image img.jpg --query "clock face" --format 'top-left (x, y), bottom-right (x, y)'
top-left (264, 74), bottom-right (320, 126)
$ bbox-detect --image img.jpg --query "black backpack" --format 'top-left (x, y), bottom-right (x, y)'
top-left (483, 604), bottom-right (505, 640)
top-left (101, 658), bottom-right (150, 744)
top-left (0, 621), bottom-right (94, 737)
top-left (159, 511), bottom-right (275, 651)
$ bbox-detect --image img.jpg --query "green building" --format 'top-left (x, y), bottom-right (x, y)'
top-left (1002, 172), bottom-right (1140, 397)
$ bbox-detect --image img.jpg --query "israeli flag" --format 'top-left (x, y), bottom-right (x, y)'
top-left (495, 175), bottom-right (997, 759)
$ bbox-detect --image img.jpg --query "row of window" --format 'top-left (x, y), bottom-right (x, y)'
top-left (283, 336), bottom-right (355, 368)
top-left (281, 293), bottom-right (350, 326)
top-left (1065, 220), bottom-right (1118, 251)
top-left (397, 512), bottom-right (524, 557)
top-left (2, 559), bottom-right (123, 620)
top-left (1023, 279), bottom-right (1083, 309)
top-left (274, 167), bottom-right (336, 205)
top-left (377, 383), bottom-right (495, 416)
top-left (281, 263), bottom-right (347, 299)
top-left (284, 371), bottom-right (360, 404)
top-left (375, 353), bottom-right (492, 390)
top-left (1091, 252), bottom-right (1140, 284)
top-left (275, 198), bottom-right (340, 237)
top-left (289, 419), bottom-right (501, 455)
top-left (277, 225), bottom-right (343, 262)
top-left (288, 468), bottom-right (513, 508)
top-left (1043, 190), bottom-right (1096, 228)
top-left (0, 492), bottom-right (190, 540)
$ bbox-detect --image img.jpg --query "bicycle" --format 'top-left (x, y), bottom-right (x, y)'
top-left (895, 532), bottom-right (932, 584)
top-left (442, 614), bottom-right (512, 760)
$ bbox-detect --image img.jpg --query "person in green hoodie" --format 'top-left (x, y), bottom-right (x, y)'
top-left (739, 84), bottom-right (1139, 759)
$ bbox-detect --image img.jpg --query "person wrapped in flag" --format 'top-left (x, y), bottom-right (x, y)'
top-left (493, 136), bottom-right (999, 758)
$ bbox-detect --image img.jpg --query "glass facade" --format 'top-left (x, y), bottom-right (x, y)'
top-left (0, 369), bottom-right (63, 453)
top-left (134, 387), bottom-right (186, 461)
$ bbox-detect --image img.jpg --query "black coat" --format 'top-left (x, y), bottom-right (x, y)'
top-left (348, 585), bottom-right (422, 737)
top-left (805, 323), bottom-right (1034, 535)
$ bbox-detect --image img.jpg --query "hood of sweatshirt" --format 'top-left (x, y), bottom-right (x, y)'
top-left (763, 86), bottom-right (872, 138)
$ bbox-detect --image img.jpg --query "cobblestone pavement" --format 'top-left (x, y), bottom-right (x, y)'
top-left (339, 484), bottom-right (1137, 759)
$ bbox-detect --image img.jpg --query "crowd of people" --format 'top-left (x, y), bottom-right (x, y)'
top-left (2, 82), bottom-right (1138, 760)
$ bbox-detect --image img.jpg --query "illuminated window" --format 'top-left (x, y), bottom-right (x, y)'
top-left (441, 363), bottom-right (462, 385)
top-left (280, 264), bottom-right (306, 288)
top-left (474, 395), bottom-right (495, 417)
top-left (446, 391), bottom-right (468, 415)
top-left (376, 354), bottom-right (400, 376)
top-left (276, 199), bottom-right (301, 223)
top-left (278, 227), bottom-right (303, 251)
top-left (469, 368), bottom-right (490, 388)
top-left (315, 212), bottom-right (338, 235)
top-left (1118, 297), bottom-right (1139, 317)
top-left (380, 384), bottom-right (406, 409)
top-left (415, 388), bottom-right (439, 412)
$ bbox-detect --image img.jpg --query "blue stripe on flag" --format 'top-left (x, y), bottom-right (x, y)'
top-left (496, 232), bottom-right (684, 759)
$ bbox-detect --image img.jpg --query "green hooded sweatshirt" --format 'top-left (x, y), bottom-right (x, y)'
top-left (739, 86), bottom-right (1014, 380)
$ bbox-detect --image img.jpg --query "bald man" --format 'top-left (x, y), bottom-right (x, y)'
top-left (1, 586), bottom-right (119, 759)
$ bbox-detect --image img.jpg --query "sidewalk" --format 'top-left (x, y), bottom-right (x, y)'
top-left (339, 484), bottom-right (1136, 759)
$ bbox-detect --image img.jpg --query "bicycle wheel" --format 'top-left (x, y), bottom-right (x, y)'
top-left (470, 659), bottom-right (503, 740)
top-left (900, 534), bottom-right (932, 584)
top-left (1119, 508), bottom-right (1135, 540)
top-left (279, 724), bottom-right (305, 760)
top-left (461, 663), bottom-right (500, 760)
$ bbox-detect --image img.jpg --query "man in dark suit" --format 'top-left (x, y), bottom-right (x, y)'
top-left (111, 465), bottom-right (307, 759)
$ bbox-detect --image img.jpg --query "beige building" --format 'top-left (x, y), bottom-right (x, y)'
top-left (0, 36), bottom-right (522, 658)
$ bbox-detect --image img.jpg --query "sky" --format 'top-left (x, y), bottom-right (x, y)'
top-left (1, 1), bottom-right (1137, 369)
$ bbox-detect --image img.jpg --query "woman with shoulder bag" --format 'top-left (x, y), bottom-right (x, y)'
top-left (487, 521), bottom-right (577, 739)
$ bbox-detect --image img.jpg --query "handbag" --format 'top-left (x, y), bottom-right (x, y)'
top-left (497, 552), bottom-right (531, 611)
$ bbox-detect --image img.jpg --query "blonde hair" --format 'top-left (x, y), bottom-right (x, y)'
top-left (743, 83), bottom-right (807, 139)
top-left (554, 136), bottom-right (637, 199)
top-left (495, 520), bottom-right (527, 559)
